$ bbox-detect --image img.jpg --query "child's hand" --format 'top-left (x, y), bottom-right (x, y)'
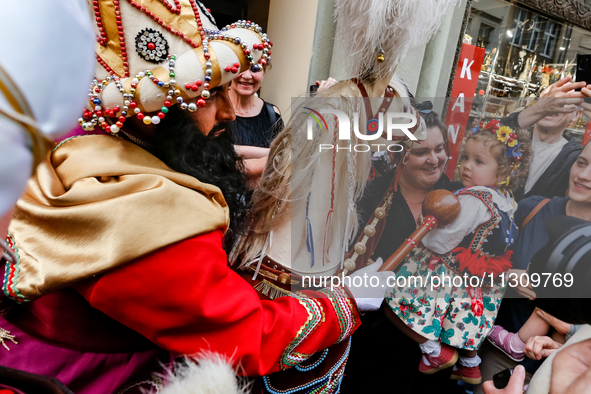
top-left (535, 308), bottom-right (571, 336)
top-left (524, 335), bottom-right (562, 360)
top-left (483, 365), bottom-right (526, 394)
top-left (315, 77), bottom-right (338, 92)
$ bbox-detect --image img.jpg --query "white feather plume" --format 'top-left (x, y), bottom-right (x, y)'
top-left (334, 0), bottom-right (460, 81)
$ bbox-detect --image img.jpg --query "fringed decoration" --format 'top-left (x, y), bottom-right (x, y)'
top-left (0, 327), bottom-right (17, 351)
top-left (453, 247), bottom-right (513, 278)
top-left (254, 279), bottom-right (292, 300)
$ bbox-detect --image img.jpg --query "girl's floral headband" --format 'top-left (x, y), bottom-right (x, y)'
top-left (472, 119), bottom-right (522, 186)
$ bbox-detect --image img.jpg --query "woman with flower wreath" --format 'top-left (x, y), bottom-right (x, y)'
top-left (384, 118), bottom-right (532, 385)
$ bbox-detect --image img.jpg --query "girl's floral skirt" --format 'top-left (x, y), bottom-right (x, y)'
top-left (385, 246), bottom-right (506, 350)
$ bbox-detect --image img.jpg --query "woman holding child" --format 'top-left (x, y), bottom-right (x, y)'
top-left (385, 119), bottom-right (531, 385)
top-left (343, 111), bottom-right (462, 393)
top-left (345, 113), bottom-right (533, 392)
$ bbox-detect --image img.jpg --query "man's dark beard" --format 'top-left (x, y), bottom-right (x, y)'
top-left (148, 105), bottom-right (250, 250)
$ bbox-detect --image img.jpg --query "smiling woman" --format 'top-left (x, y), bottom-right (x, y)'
top-left (352, 110), bottom-right (457, 273)
top-left (567, 142), bottom-right (591, 208)
top-left (228, 68), bottom-right (284, 148)
top-left (398, 121), bottom-right (450, 224)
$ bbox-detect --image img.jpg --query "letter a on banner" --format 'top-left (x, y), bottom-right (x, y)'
top-left (451, 94), bottom-right (465, 113)
top-left (445, 44), bottom-right (486, 180)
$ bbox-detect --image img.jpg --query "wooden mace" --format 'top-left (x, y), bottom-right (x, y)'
top-left (379, 189), bottom-right (461, 272)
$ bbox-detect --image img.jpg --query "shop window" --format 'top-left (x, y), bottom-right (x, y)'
top-left (541, 21), bottom-right (558, 58)
top-left (526, 16), bottom-right (541, 52)
top-left (477, 23), bottom-right (495, 48)
top-left (511, 9), bottom-right (527, 46)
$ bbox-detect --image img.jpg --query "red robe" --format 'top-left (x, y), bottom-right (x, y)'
top-left (73, 229), bottom-right (361, 376)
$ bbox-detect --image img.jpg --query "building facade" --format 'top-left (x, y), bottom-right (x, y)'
top-left (210, 0), bottom-right (591, 134)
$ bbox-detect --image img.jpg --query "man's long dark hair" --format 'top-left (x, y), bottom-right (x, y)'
top-left (148, 105), bottom-right (250, 250)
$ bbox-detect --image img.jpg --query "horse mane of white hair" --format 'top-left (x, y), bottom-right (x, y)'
top-left (334, 0), bottom-right (459, 81)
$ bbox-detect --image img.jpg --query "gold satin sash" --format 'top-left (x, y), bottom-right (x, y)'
top-left (6, 135), bottom-right (229, 301)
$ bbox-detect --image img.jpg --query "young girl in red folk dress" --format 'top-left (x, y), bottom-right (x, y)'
top-left (385, 119), bottom-right (531, 384)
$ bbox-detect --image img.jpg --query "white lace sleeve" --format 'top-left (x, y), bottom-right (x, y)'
top-left (421, 193), bottom-right (491, 254)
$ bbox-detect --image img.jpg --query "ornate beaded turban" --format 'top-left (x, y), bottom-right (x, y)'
top-left (82, 0), bottom-right (273, 133)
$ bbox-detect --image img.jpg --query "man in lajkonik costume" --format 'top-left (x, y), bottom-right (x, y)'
top-left (0, 1), bottom-right (397, 393)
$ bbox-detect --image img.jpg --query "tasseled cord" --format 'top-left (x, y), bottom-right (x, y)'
top-left (305, 190), bottom-right (315, 268)
top-left (322, 116), bottom-right (339, 266)
top-left (0, 327), bottom-right (16, 351)
top-left (246, 231), bottom-right (273, 281)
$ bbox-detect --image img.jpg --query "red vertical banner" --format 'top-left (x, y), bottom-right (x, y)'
top-left (582, 120), bottom-right (591, 146)
top-left (445, 44), bottom-right (486, 180)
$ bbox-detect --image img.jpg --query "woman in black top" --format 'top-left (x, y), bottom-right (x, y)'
top-left (229, 68), bottom-right (283, 148)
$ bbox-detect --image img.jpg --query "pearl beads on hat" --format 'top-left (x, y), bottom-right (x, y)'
top-left (84, 14), bottom-right (273, 135)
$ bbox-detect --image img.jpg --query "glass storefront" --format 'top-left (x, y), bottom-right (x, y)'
top-left (464, 0), bottom-right (590, 141)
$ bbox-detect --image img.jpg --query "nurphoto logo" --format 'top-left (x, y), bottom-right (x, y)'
top-left (302, 107), bottom-right (417, 152)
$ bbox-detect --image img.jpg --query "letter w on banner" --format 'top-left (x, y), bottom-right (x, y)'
top-left (445, 44), bottom-right (486, 180)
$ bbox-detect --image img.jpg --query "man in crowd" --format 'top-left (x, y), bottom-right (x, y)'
top-left (501, 76), bottom-right (588, 200)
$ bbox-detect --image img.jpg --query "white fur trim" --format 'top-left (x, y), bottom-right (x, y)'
top-left (159, 354), bottom-right (250, 394)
